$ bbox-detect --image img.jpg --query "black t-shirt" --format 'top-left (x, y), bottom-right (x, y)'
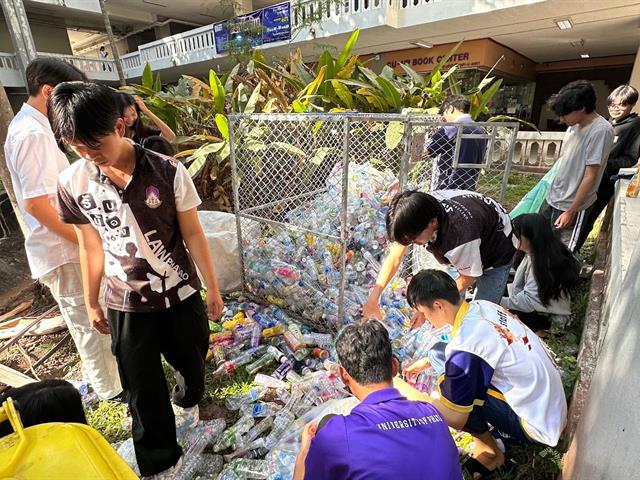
top-left (58, 145), bottom-right (202, 312)
top-left (426, 190), bottom-right (516, 276)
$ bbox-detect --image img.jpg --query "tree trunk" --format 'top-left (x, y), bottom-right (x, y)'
top-left (0, 82), bottom-right (26, 236)
top-left (99, 0), bottom-right (126, 86)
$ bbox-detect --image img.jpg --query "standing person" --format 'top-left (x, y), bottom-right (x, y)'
top-left (577, 85), bottom-right (640, 251)
top-left (406, 270), bottom-right (567, 472)
top-left (426, 95), bottom-right (487, 191)
top-left (362, 190), bottom-right (516, 324)
top-left (501, 214), bottom-right (581, 333)
top-left (118, 93), bottom-right (176, 144)
top-left (293, 319), bottom-right (462, 480)
top-left (99, 46), bottom-right (112, 72)
top-left (4, 58), bottom-right (121, 401)
top-left (542, 80), bottom-right (614, 253)
top-left (50, 82), bottom-right (224, 479)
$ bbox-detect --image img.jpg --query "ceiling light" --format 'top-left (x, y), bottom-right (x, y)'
top-left (581, 53), bottom-right (590, 58)
top-left (410, 41), bottom-right (433, 49)
top-left (555, 19), bottom-right (573, 30)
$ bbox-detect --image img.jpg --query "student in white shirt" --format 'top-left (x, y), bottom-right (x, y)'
top-left (501, 214), bottom-right (581, 333)
top-left (4, 58), bottom-right (121, 400)
top-left (405, 269), bottom-right (567, 472)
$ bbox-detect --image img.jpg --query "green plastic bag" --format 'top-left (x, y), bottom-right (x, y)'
top-left (510, 159), bottom-right (563, 219)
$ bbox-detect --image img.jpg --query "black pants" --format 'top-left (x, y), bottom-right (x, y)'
top-left (539, 201), bottom-right (593, 254)
top-left (577, 175), bottom-right (615, 252)
top-left (108, 292), bottom-right (209, 476)
top-left (511, 309), bottom-right (552, 332)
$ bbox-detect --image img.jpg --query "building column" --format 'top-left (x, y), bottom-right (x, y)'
top-left (0, 0), bottom-right (37, 81)
top-left (629, 43), bottom-right (640, 114)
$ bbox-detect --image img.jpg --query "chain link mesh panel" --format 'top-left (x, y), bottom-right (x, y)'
top-left (230, 114), bottom-right (519, 331)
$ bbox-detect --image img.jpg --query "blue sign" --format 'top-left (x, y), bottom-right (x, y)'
top-left (262, 2), bottom-right (291, 44)
top-left (213, 1), bottom-right (291, 54)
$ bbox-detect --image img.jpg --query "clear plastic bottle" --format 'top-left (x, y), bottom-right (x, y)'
top-left (253, 373), bottom-right (288, 390)
top-left (245, 352), bottom-right (276, 375)
top-left (213, 415), bottom-right (255, 452)
top-left (240, 415), bottom-right (274, 446)
top-left (240, 402), bottom-right (282, 418)
top-left (226, 386), bottom-right (268, 410)
top-left (301, 333), bottom-right (333, 348)
top-left (264, 410), bottom-right (295, 449)
top-left (232, 459), bottom-right (279, 479)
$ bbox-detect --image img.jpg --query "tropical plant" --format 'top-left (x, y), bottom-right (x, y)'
top-left (124, 29), bottom-right (510, 211)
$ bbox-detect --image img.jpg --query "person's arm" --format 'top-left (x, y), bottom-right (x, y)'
top-left (456, 274), bottom-right (476, 294)
top-left (74, 223), bottom-right (109, 334)
top-left (608, 124), bottom-right (640, 170)
top-left (363, 242), bottom-right (408, 319)
top-left (555, 164), bottom-right (600, 228)
top-left (293, 423), bottom-right (318, 480)
top-left (135, 97), bottom-right (176, 141)
top-left (177, 208), bottom-right (224, 320)
top-left (23, 195), bottom-right (77, 244)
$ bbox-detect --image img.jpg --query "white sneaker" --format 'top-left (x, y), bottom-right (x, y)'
top-left (142, 456), bottom-right (183, 480)
top-left (172, 404), bottom-right (199, 430)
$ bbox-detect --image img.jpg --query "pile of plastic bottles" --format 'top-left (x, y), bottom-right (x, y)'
top-left (241, 162), bottom-right (404, 332)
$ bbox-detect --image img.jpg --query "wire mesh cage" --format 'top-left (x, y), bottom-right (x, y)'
top-left (230, 113), bottom-right (519, 332)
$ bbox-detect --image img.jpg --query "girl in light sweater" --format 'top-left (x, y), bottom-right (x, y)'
top-left (501, 213), bottom-right (581, 333)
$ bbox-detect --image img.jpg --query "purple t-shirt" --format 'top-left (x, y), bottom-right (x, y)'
top-left (304, 388), bottom-right (462, 480)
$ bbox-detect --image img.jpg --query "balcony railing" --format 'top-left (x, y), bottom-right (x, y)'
top-left (510, 131), bottom-right (564, 173)
top-left (0, 53), bottom-right (24, 87)
top-left (138, 24), bottom-right (215, 65)
top-left (38, 52), bottom-right (119, 81)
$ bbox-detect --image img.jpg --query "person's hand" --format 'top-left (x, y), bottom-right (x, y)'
top-left (362, 299), bottom-right (383, 320)
top-left (87, 305), bottom-right (110, 334)
top-left (403, 357), bottom-right (431, 383)
top-left (206, 289), bottom-right (224, 321)
top-left (554, 209), bottom-right (576, 230)
top-left (381, 181), bottom-right (401, 204)
top-left (410, 310), bottom-right (426, 329)
top-left (134, 96), bottom-right (149, 113)
top-left (300, 422), bottom-right (318, 453)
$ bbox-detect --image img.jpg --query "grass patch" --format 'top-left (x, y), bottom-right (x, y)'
top-left (86, 401), bottom-right (129, 444)
top-left (477, 170), bottom-right (541, 212)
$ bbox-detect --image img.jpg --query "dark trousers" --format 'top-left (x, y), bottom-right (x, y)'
top-left (464, 392), bottom-right (533, 445)
top-left (511, 309), bottom-right (552, 332)
top-left (539, 201), bottom-right (592, 254)
top-left (577, 175), bottom-right (615, 252)
top-left (108, 292), bottom-right (209, 476)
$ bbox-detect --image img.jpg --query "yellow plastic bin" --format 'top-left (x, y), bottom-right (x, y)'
top-left (0, 398), bottom-right (138, 480)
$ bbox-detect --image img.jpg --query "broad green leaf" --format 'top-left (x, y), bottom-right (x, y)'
top-left (472, 78), bottom-right (503, 119)
top-left (336, 55), bottom-right (358, 79)
top-left (187, 154), bottom-right (208, 177)
top-left (208, 70), bottom-right (225, 114)
top-left (477, 75), bottom-right (495, 92)
top-left (385, 121), bottom-right (405, 149)
top-left (336, 28), bottom-right (360, 70)
top-left (222, 64), bottom-right (240, 94)
top-left (153, 73), bottom-right (162, 93)
top-left (376, 77), bottom-right (402, 108)
top-left (424, 39), bottom-right (464, 85)
top-left (244, 82), bottom-right (262, 114)
top-left (175, 148), bottom-right (197, 158)
top-left (331, 80), bottom-right (353, 109)
top-left (300, 65), bottom-right (326, 98)
top-left (381, 65), bottom-right (395, 81)
top-left (358, 66), bottom-right (383, 91)
top-left (293, 60), bottom-right (314, 86)
top-left (262, 97), bottom-right (278, 113)
top-left (271, 142), bottom-right (307, 158)
top-left (310, 147), bottom-right (334, 165)
top-left (142, 63), bottom-right (154, 90)
top-left (331, 78), bottom-right (375, 90)
top-left (292, 99), bottom-right (306, 113)
top-left (215, 114), bottom-right (229, 141)
top-left (399, 63), bottom-right (425, 85)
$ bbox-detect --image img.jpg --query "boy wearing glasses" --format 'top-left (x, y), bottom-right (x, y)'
top-left (543, 80), bottom-right (614, 253)
top-left (577, 85), bottom-right (640, 251)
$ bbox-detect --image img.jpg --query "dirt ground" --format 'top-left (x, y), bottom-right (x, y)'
top-left (0, 233), bottom-right (81, 391)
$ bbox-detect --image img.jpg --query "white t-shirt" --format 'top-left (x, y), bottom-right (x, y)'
top-left (4, 103), bottom-right (79, 278)
top-left (439, 300), bottom-right (567, 446)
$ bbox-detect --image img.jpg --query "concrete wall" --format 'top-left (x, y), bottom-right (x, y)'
top-left (563, 178), bottom-right (640, 479)
top-left (0, 21), bottom-right (72, 55)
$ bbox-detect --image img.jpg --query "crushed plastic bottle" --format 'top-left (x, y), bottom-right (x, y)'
top-left (226, 387), bottom-right (268, 410)
top-left (214, 416), bottom-right (255, 452)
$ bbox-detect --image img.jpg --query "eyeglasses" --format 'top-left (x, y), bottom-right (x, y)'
top-left (608, 102), bottom-right (627, 110)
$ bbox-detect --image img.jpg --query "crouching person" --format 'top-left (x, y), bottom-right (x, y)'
top-left (293, 319), bottom-right (463, 480)
top-left (49, 82), bottom-right (224, 479)
top-left (406, 270), bottom-right (567, 471)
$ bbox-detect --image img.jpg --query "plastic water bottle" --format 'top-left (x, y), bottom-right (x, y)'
top-left (231, 459), bottom-right (279, 479)
top-left (240, 402), bottom-right (282, 418)
top-left (253, 373), bottom-right (288, 390)
top-left (250, 323), bottom-right (262, 348)
top-left (264, 410), bottom-right (295, 449)
top-left (174, 419), bottom-right (226, 480)
top-left (225, 386), bottom-right (268, 410)
top-left (301, 333), bottom-right (333, 348)
top-left (240, 416), bottom-right (274, 446)
top-left (213, 416), bottom-right (255, 452)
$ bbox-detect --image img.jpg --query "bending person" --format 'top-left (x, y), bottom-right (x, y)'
top-left (363, 190), bottom-right (516, 324)
top-left (406, 270), bottom-right (567, 472)
top-left (501, 214), bottom-right (581, 333)
top-left (293, 319), bottom-right (462, 480)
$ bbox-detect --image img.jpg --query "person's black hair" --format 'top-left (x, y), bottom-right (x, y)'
top-left (439, 94), bottom-right (471, 115)
top-left (25, 58), bottom-right (87, 97)
top-left (407, 269), bottom-right (462, 309)
top-left (386, 190), bottom-right (442, 245)
top-left (142, 135), bottom-right (174, 156)
top-left (608, 85), bottom-right (639, 107)
top-left (117, 92), bottom-right (153, 143)
top-left (512, 214), bottom-right (581, 306)
top-left (547, 80), bottom-right (597, 116)
top-left (48, 82), bottom-right (121, 150)
top-left (335, 319), bottom-right (393, 385)
top-left (0, 379), bottom-right (87, 438)
top-left (100, 46), bottom-right (105, 51)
